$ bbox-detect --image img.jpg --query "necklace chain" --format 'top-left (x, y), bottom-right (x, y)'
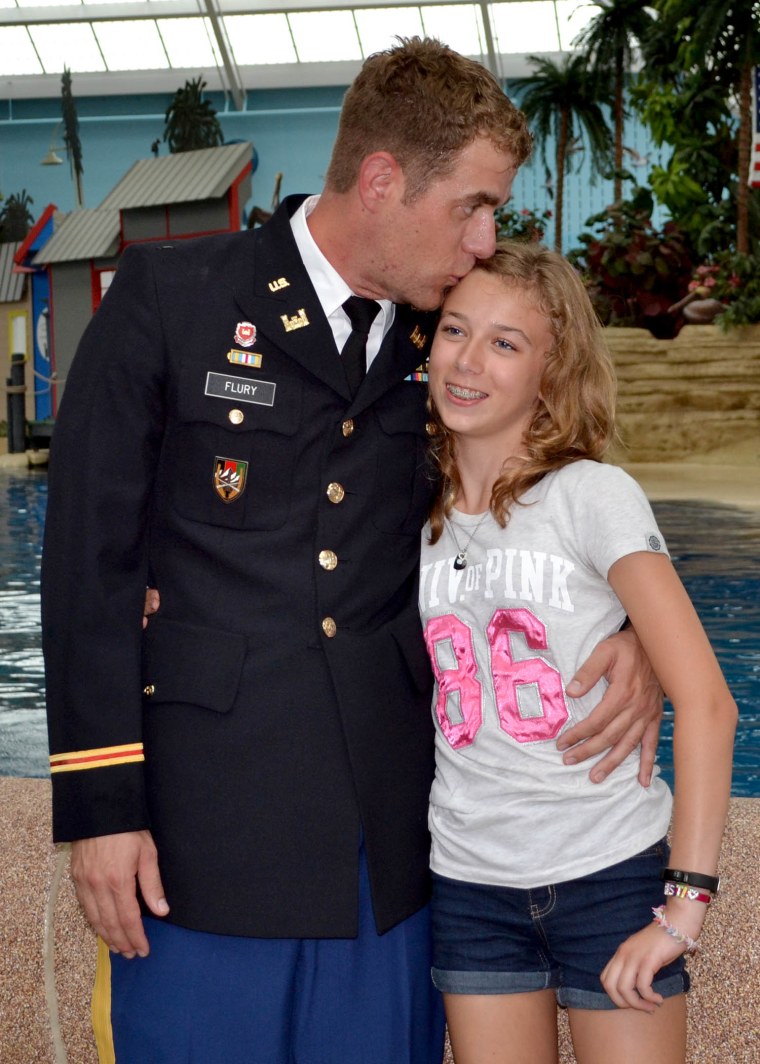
top-left (447, 511), bottom-right (489, 571)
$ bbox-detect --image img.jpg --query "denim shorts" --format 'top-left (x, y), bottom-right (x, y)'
top-left (431, 839), bottom-right (690, 1010)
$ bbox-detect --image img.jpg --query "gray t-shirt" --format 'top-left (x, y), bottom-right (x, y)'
top-left (419, 460), bottom-right (673, 888)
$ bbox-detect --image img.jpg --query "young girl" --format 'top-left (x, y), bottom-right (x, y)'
top-left (419, 242), bottom-right (737, 1064)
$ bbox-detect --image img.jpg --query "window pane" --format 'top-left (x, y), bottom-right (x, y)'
top-left (287, 10), bottom-right (361, 63)
top-left (354, 7), bottom-right (424, 57)
top-left (29, 22), bottom-right (106, 73)
top-left (421, 4), bottom-right (486, 56)
top-left (0, 27), bottom-right (44, 75)
top-left (225, 13), bottom-right (297, 66)
top-left (94, 19), bottom-right (168, 70)
top-left (490, 1), bottom-right (560, 54)
top-left (558, 0), bottom-right (600, 50)
top-left (157, 17), bottom-right (220, 68)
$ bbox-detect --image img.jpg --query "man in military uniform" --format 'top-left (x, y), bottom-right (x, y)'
top-left (43, 37), bottom-right (661, 1063)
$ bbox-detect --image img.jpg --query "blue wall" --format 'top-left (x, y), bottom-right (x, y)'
top-left (0, 84), bottom-right (662, 252)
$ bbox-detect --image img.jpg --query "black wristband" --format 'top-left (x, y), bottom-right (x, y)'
top-left (660, 868), bottom-right (720, 894)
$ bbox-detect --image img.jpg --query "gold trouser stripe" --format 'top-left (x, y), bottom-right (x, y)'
top-left (92, 937), bottom-right (116, 1064)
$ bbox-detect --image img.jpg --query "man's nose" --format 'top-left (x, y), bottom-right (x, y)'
top-left (463, 213), bottom-right (497, 259)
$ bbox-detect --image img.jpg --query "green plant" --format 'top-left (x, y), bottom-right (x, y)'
top-left (513, 54), bottom-right (612, 252)
top-left (61, 66), bottom-right (84, 208)
top-left (637, 1), bottom-right (760, 254)
top-left (569, 190), bottom-right (694, 336)
top-left (163, 77), bottom-right (224, 153)
top-left (0, 190), bottom-right (34, 242)
top-left (573, 0), bottom-right (655, 204)
top-left (694, 253), bottom-right (760, 329)
top-left (494, 205), bottom-right (553, 243)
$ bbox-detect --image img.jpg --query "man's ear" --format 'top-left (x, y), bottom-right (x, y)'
top-left (357, 152), bottom-right (404, 212)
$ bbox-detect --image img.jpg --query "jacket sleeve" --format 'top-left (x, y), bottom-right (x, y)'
top-left (42, 243), bottom-right (167, 842)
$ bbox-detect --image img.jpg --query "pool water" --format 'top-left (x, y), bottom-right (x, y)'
top-left (0, 472), bottom-right (758, 794)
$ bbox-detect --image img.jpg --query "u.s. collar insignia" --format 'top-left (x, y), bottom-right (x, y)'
top-left (281, 309), bottom-right (309, 332)
top-left (227, 349), bottom-right (262, 368)
top-left (213, 457), bottom-right (248, 503)
top-left (268, 277), bottom-right (290, 293)
top-left (406, 359), bottom-right (429, 383)
top-left (234, 322), bottom-right (256, 348)
top-left (410, 325), bottom-right (427, 351)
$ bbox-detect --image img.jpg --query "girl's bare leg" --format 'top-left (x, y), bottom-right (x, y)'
top-left (444, 988), bottom-right (559, 1064)
top-left (568, 994), bottom-right (686, 1064)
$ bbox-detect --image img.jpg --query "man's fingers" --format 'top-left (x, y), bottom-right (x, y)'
top-left (137, 845), bottom-right (170, 919)
top-left (70, 832), bottom-right (158, 958)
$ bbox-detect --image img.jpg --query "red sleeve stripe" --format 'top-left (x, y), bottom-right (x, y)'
top-left (49, 743), bottom-right (145, 774)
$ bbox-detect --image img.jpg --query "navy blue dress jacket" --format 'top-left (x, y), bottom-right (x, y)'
top-left (42, 196), bottom-right (439, 938)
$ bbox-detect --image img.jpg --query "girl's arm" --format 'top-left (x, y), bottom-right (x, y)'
top-left (599, 550), bottom-right (737, 1012)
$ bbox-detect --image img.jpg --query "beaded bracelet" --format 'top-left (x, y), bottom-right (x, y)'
top-left (663, 881), bottom-right (712, 904)
top-left (651, 905), bottom-right (699, 953)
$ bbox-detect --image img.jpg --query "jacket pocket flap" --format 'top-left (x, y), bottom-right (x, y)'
top-left (141, 617), bottom-right (247, 713)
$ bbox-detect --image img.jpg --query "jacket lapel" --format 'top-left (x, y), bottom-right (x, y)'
top-left (223, 197), bottom-right (437, 409)
top-left (349, 304), bottom-right (437, 416)
top-left (230, 197), bottom-right (351, 400)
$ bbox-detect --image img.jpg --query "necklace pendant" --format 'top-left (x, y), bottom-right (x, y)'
top-left (453, 552), bottom-right (467, 571)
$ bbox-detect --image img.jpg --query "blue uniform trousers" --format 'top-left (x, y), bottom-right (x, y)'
top-left (96, 848), bottom-right (444, 1064)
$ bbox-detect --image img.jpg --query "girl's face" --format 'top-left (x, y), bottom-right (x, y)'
top-left (428, 269), bottom-right (552, 455)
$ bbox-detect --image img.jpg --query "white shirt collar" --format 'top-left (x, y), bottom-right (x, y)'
top-left (290, 195), bottom-right (394, 363)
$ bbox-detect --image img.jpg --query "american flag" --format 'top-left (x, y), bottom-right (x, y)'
top-left (751, 67), bottom-right (760, 189)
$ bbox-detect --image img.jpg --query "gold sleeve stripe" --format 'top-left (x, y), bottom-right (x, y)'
top-left (49, 743), bottom-right (145, 774)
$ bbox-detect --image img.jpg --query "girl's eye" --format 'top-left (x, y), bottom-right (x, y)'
top-left (495, 337), bottom-right (515, 351)
top-left (441, 324), bottom-right (464, 337)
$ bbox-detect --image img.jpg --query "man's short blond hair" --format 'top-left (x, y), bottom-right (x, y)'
top-left (325, 37), bottom-right (532, 201)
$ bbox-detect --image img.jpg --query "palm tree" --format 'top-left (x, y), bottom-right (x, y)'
top-left (573, 0), bottom-right (656, 204)
top-left (646, 1), bottom-right (760, 254)
top-left (513, 54), bottom-right (613, 252)
top-left (61, 67), bottom-right (85, 208)
top-left (163, 77), bottom-right (224, 154)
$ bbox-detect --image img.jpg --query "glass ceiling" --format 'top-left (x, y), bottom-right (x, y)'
top-left (0, 1), bottom-right (600, 91)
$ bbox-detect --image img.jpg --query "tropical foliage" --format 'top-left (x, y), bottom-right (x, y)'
top-left (494, 205), bottom-right (553, 243)
top-left (513, 54), bottom-right (612, 252)
top-left (573, 0), bottom-right (655, 203)
top-left (0, 190), bottom-right (34, 242)
top-left (61, 67), bottom-right (85, 208)
top-left (163, 77), bottom-right (224, 154)
top-left (635, 0), bottom-right (760, 255)
top-left (569, 188), bottom-right (694, 336)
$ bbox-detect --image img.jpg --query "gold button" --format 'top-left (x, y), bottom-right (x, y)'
top-left (319, 549), bottom-right (338, 571)
top-left (228, 409), bottom-right (244, 425)
top-left (326, 482), bottom-right (345, 504)
top-left (321, 616), bottom-right (337, 638)
top-left (425, 421), bottom-right (438, 436)
top-left (342, 419), bottom-right (354, 437)
top-left (143, 684), bottom-right (155, 697)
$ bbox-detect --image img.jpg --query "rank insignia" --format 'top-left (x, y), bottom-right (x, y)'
top-left (268, 277), bottom-right (290, 293)
top-left (410, 325), bottom-right (427, 351)
top-left (406, 360), bottom-right (429, 383)
top-left (213, 457), bottom-right (248, 503)
top-left (227, 349), bottom-right (262, 368)
top-left (234, 322), bottom-right (257, 348)
top-left (281, 309), bottom-right (309, 332)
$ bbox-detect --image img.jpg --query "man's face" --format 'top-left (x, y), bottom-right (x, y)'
top-left (367, 138), bottom-right (517, 310)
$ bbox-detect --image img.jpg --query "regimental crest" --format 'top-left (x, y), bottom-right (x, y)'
top-left (234, 322), bottom-right (257, 348)
top-left (213, 457), bottom-right (248, 503)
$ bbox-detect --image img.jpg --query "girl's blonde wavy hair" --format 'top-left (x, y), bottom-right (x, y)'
top-left (427, 241), bottom-right (617, 544)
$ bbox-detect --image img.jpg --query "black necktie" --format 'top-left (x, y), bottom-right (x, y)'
top-left (341, 296), bottom-right (381, 396)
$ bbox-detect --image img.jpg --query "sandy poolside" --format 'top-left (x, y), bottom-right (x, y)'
top-left (618, 435), bottom-right (760, 511)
